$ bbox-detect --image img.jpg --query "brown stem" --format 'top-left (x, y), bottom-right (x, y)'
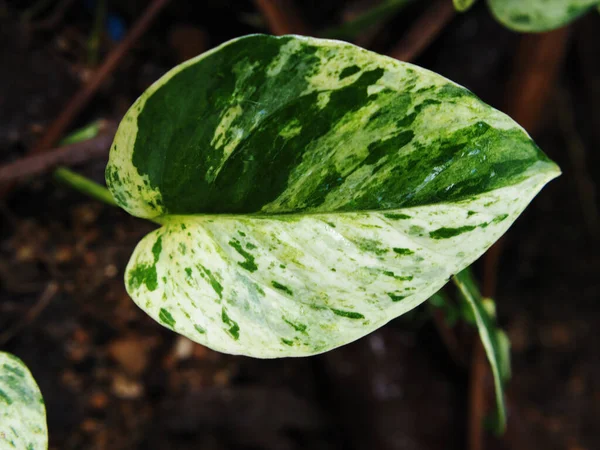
top-left (387, 0), bottom-right (455, 62)
top-left (0, 123), bottom-right (116, 184)
top-left (253, 0), bottom-right (310, 35)
top-left (468, 341), bottom-right (487, 450)
top-left (504, 27), bottom-right (571, 133)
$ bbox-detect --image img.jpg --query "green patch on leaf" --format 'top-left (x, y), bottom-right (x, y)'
top-left (128, 263), bottom-right (157, 291)
top-left (197, 264), bottom-right (223, 299)
top-left (0, 388), bottom-right (12, 405)
top-left (222, 308), bottom-right (240, 340)
top-left (159, 308), bottom-right (176, 328)
top-left (330, 308), bottom-right (365, 319)
top-left (387, 293), bottom-right (406, 302)
top-left (271, 281), bottom-right (293, 296)
top-left (3, 364), bottom-right (25, 379)
top-left (383, 213), bottom-right (411, 220)
top-left (283, 317), bottom-right (308, 334)
top-left (152, 235), bottom-right (163, 260)
top-left (355, 238), bottom-right (388, 255)
top-left (429, 225), bottom-right (477, 239)
top-left (492, 213), bottom-right (509, 223)
top-left (228, 239), bottom-right (258, 272)
top-left (392, 247), bottom-right (414, 255)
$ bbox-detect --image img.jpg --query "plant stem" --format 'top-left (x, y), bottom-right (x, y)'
top-left (54, 167), bottom-right (163, 225)
top-left (453, 269), bottom-right (507, 435)
top-left (54, 167), bottom-right (117, 207)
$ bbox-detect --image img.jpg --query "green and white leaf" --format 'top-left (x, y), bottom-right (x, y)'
top-left (453, 269), bottom-right (510, 433)
top-left (106, 34), bottom-right (559, 358)
top-left (0, 352), bottom-right (47, 450)
top-left (487, 0), bottom-right (600, 32)
top-left (454, 0), bottom-right (478, 13)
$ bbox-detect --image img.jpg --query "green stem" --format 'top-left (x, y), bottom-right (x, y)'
top-left (59, 120), bottom-right (101, 146)
top-left (54, 167), bottom-right (117, 206)
top-left (54, 167), bottom-right (163, 225)
top-left (452, 268), bottom-right (507, 434)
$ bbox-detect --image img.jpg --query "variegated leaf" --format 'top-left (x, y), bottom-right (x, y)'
top-left (0, 352), bottom-right (47, 450)
top-left (487, 0), bottom-right (600, 32)
top-left (106, 34), bottom-right (559, 358)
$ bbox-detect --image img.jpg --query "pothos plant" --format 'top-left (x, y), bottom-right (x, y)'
top-left (454, 0), bottom-right (600, 31)
top-left (2, 34), bottom-right (561, 448)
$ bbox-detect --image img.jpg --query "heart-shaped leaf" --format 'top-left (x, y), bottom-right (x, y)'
top-left (0, 352), bottom-right (47, 450)
top-left (487, 0), bottom-right (600, 32)
top-left (106, 34), bottom-right (559, 357)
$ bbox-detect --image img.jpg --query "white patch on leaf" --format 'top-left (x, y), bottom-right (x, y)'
top-left (127, 167), bottom-right (557, 358)
top-left (0, 352), bottom-right (47, 450)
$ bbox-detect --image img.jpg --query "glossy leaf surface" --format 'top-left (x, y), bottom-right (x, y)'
top-left (107, 34), bottom-right (559, 357)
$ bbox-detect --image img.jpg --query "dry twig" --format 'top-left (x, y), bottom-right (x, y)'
top-left (0, 122), bottom-right (116, 184)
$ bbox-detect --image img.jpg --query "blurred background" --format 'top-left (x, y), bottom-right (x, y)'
top-left (0, 1), bottom-right (598, 449)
